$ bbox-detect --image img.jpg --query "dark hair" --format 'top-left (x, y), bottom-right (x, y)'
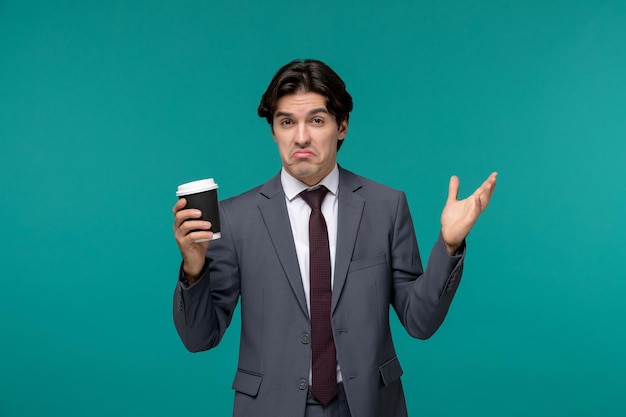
top-left (258, 59), bottom-right (353, 150)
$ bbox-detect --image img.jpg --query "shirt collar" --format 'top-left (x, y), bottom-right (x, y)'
top-left (281, 164), bottom-right (339, 201)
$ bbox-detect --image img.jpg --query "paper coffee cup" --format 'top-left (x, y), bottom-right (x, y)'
top-left (176, 178), bottom-right (221, 241)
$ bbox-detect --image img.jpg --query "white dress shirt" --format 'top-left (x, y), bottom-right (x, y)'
top-left (280, 164), bottom-right (342, 384)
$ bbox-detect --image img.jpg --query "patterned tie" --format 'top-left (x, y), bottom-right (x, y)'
top-left (300, 186), bottom-right (337, 405)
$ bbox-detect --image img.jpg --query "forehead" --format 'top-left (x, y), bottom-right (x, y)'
top-left (274, 92), bottom-right (328, 115)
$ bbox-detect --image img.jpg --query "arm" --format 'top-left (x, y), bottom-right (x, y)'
top-left (392, 172), bottom-right (497, 338)
top-left (390, 193), bottom-right (465, 340)
top-left (172, 199), bottom-right (240, 352)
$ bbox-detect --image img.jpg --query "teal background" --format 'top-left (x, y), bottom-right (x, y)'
top-left (1, 0), bottom-right (625, 416)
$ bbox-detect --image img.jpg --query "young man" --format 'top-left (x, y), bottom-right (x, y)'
top-left (172, 59), bottom-right (497, 417)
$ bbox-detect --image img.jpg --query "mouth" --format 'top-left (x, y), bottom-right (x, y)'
top-left (292, 150), bottom-right (316, 159)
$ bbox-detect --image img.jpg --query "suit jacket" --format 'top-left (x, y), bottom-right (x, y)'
top-left (173, 167), bottom-right (465, 417)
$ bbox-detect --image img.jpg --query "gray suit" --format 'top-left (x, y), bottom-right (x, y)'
top-left (173, 167), bottom-right (465, 417)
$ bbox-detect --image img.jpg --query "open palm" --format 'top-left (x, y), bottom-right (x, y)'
top-left (440, 172), bottom-right (498, 254)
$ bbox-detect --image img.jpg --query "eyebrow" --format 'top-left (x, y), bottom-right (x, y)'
top-left (274, 108), bottom-right (330, 119)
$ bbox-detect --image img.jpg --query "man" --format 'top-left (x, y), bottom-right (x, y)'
top-left (172, 59), bottom-right (497, 417)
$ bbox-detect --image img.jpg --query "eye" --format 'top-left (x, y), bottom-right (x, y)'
top-left (280, 119), bottom-right (293, 127)
top-left (311, 117), bottom-right (324, 125)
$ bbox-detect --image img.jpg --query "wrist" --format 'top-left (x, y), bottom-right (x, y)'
top-left (445, 244), bottom-right (458, 256)
top-left (182, 259), bottom-right (206, 285)
top-left (442, 239), bottom-right (461, 256)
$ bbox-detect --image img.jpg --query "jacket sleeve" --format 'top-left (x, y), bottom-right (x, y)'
top-left (390, 192), bottom-right (465, 339)
top-left (172, 204), bottom-right (241, 352)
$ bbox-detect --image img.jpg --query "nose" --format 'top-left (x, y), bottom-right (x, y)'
top-left (294, 124), bottom-right (311, 146)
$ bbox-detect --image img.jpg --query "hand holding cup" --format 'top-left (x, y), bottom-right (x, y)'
top-left (173, 178), bottom-right (221, 283)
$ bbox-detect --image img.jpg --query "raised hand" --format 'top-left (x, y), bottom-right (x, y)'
top-left (440, 172), bottom-right (498, 255)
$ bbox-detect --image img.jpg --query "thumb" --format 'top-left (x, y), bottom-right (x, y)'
top-left (447, 175), bottom-right (460, 203)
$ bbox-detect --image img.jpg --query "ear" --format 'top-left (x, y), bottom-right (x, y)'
top-left (338, 119), bottom-right (348, 140)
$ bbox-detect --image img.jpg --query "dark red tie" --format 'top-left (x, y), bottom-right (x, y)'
top-left (300, 186), bottom-right (337, 405)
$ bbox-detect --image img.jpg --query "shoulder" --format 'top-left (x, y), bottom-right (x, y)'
top-left (218, 185), bottom-right (264, 215)
top-left (339, 166), bottom-right (405, 200)
top-left (221, 184), bottom-right (263, 204)
top-left (218, 173), bottom-right (281, 212)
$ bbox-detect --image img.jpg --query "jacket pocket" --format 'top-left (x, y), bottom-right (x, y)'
top-left (379, 356), bottom-right (403, 387)
top-left (348, 254), bottom-right (387, 273)
top-left (232, 369), bottom-right (263, 397)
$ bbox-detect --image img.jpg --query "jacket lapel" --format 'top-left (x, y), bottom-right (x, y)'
top-left (332, 167), bottom-right (364, 314)
top-left (257, 174), bottom-right (309, 318)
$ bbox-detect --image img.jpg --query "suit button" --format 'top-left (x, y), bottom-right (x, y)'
top-left (298, 379), bottom-right (308, 390)
top-left (301, 333), bottom-right (310, 344)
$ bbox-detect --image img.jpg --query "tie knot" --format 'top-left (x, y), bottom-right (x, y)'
top-left (300, 186), bottom-right (329, 210)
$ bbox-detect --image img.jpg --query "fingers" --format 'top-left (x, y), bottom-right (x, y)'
top-left (471, 172), bottom-right (496, 194)
top-left (447, 175), bottom-right (460, 203)
top-left (175, 215), bottom-right (212, 240)
top-left (482, 171), bottom-right (498, 195)
top-left (172, 199), bottom-right (212, 240)
top-left (449, 173), bottom-right (497, 200)
top-left (183, 228), bottom-right (214, 244)
top-left (172, 198), bottom-right (187, 215)
top-left (174, 215), bottom-right (213, 253)
top-left (484, 172), bottom-right (498, 188)
top-left (474, 172), bottom-right (498, 211)
top-left (173, 199), bottom-right (201, 228)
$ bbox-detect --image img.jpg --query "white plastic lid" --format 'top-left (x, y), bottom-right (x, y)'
top-left (176, 178), bottom-right (218, 196)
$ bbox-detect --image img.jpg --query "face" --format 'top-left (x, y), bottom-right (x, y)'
top-left (272, 92), bottom-right (348, 186)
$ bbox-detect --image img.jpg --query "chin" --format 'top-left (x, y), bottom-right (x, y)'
top-left (294, 170), bottom-right (317, 180)
top-left (289, 162), bottom-right (314, 174)
top-left (290, 168), bottom-right (319, 183)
